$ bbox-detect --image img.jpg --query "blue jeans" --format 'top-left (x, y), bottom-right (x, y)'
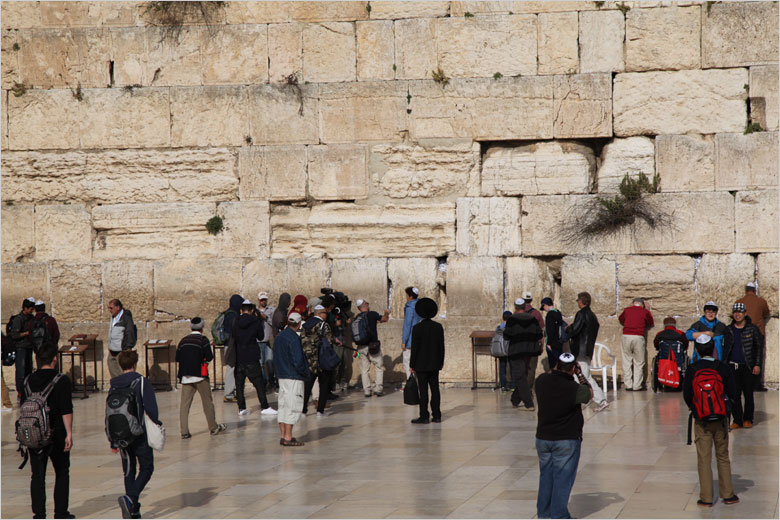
top-left (122, 436), bottom-right (154, 509)
top-left (536, 438), bottom-right (581, 519)
top-left (498, 357), bottom-right (514, 389)
top-left (15, 347), bottom-right (33, 395)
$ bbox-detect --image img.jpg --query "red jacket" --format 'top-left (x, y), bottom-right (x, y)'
top-left (618, 305), bottom-right (654, 336)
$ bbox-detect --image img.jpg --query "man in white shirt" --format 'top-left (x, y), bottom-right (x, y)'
top-left (107, 299), bottom-right (137, 378)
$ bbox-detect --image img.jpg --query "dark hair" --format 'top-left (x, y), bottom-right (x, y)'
top-left (241, 303), bottom-right (255, 313)
top-left (745, 285), bottom-right (756, 293)
top-left (190, 317), bottom-right (204, 331)
top-left (577, 292), bottom-right (591, 307)
top-left (109, 298), bottom-right (123, 309)
top-left (694, 340), bottom-right (714, 358)
top-left (35, 303), bottom-right (45, 312)
top-left (663, 316), bottom-right (676, 326)
top-left (404, 287), bottom-right (418, 299)
top-left (502, 310), bottom-right (512, 321)
top-left (118, 350), bottom-right (138, 370)
top-left (22, 299), bottom-right (35, 310)
top-left (36, 342), bottom-right (58, 366)
top-left (558, 360), bottom-right (576, 373)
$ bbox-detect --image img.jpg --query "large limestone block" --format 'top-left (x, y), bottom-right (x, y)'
top-left (696, 254), bottom-right (756, 314)
top-left (270, 203), bottom-right (456, 258)
top-left (456, 197), bottom-right (521, 257)
top-left (39, 2), bottom-right (96, 27)
top-left (217, 201), bottom-right (270, 259)
top-left (436, 15), bottom-right (537, 78)
top-left (655, 135), bottom-right (715, 192)
top-left (1, 263), bottom-right (49, 321)
top-left (226, 2), bottom-right (368, 24)
top-left (18, 29), bottom-right (82, 89)
top-left (2, 29), bottom-right (20, 90)
top-left (757, 253), bottom-right (779, 314)
top-left (613, 69), bottom-right (748, 136)
top-left (102, 261), bottom-right (154, 321)
top-left (372, 318), bottom-right (405, 382)
top-left (409, 76), bottom-right (554, 140)
top-left (238, 145), bottom-right (307, 201)
top-left (97, 2), bottom-right (137, 26)
top-left (154, 258), bottom-right (243, 318)
top-left (1, 2), bottom-right (42, 29)
top-left (632, 192), bottom-right (734, 254)
top-left (445, 256), bottom-right (503, 317)
top-left (171, 86), bottom-right (249, 147)
top-left (8, 89), bottom-right (81, 150)
top-left (145, 27), bottom-right (202, 86)
top-left (2, 205), bottom-right (34, 263)
top-left (482, 142), bottom-right (594, 196)
top-left (34, 204), bottom-right (92, 262)
top-left (387, 258), bottom-right (441, 318)
top-left (1, 95), bottom-right (6, 151)
top-left (249, 84), bottom-right (318, 145)
top-left (371, 140), bottom-right (479, 200)
top-left (268, 23), bottom-right (302, 81)
top-left (735, 190), bottom-right (779, 253)
top-left (308, 145), bottom-right (369, 201)
top-left (454, 2), bottom-right (599, 15)
top-left (715, 133), bottom-right (779, 191)
top-left (553, 73), bottom-right (612, 138)
top-left (506, 257), bottom-right (556, 312)
top-left (370, 2), bottom-right (450, 19)
top-left (625, 6), bottom-right (700, 72)
top-left (357, 21), bottom-right (394, 81)
top-left (110, 27), bottom-right (147, 86)
top-left (331, 259), bottom-right (389, 312)
top-left (302, 22), bottom-right (355, 83)
top-left (617, 255), bottom-right (695, 317)
top-left (1, 149), bottom-right (238, 204)
top-left (439, 316), bottom-right (499, 383)
top-left (764, 319), bottom-right (778, 385)
top-left (81, 88), bottom-right (171, 149)
top-left (561, 255), bottom-right (616, 317)
top-left (579, 10), bottom-right (624, 73)
top-left (80, 27), bottom-right (112, 88)
top-left (201, 24), bottom-right (268, 85)
top-left (242, 257), bottom-right (331, 308)
top-left (597, 137), bottom-right (655, 192)
top-left (538, 12), bottom-right (578, 75)
top-left (750, 65), bottom-right (779, 132)
top-left (51, 263), bottom-right (102, 322)
top-left (702, 2), bottom-right (779, 68)
top-left (318, 82), bottom-right (407, 143)
top-left (394, 18), bottom-right (437, 79)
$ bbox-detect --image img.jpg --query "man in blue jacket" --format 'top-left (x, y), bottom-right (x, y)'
top-left (687, 301), bottom-right (732, 362)
top-left (402, 287), bottom-right (422, 379)
top-left (273, 313), bottom-right (310, 446)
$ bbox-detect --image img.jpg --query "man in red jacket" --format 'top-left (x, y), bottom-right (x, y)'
top-left (618, 298), bottom-right (654, 391)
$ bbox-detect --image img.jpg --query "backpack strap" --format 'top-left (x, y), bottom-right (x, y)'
top-left (39, 373), bottom-right (63, 401)
top-left (23, 374), bottom-right (33, 400)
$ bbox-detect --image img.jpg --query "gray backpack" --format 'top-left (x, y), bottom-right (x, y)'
top-left (490, 326), bottom-right (509, 357)
top-left (105, 378), bottom-right (144, 448)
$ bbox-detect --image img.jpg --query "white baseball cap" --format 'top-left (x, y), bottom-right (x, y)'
top-left (288, 312), bottom-right (302, 324)
top-left (257, 291), bottom-right (269, 300)
top-left (522, 291), bottom-right (532, 300)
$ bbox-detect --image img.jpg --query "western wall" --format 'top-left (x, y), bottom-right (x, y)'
top-left (1, 0), bottom-right (778, 388)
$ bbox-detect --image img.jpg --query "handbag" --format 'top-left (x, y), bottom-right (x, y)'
top-left (657, 349), bottom-right (680, 389)
top-left (200, 361), bottom-right (209, 377)
top-left (318, 323), bottom-right (341, 371)
top-left (403, 373), bottom-right (420, 405)
top-left (140, 379), bottom-right (166, 451)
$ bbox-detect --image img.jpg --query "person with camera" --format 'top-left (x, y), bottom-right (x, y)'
top-left (353, 299), bottom-right (390, 397)
top-left (301, 305), bottom-right (341, 416)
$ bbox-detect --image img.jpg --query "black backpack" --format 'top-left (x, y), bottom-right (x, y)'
top-left (105, 378), bottom-right (144, 448)
top-left (30, 316), bottom-right (52, 353)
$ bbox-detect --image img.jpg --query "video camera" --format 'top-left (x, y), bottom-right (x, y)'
top-left (320, 287), bottom-right (353, 322)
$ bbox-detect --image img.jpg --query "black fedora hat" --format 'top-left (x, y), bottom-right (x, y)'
top-left (415, 297), bottom-right (438, 319)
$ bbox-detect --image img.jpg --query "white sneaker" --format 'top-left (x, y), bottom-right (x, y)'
top-left (238, 409), bottom-right (250, 416)
top-left (260, 407), bottom-right (277, 416)
top-left (316, 411), bottom-right (328, 417)
top-left (596, 400), bottom-right (610, 412)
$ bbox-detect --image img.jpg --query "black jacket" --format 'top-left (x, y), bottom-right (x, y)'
top-left (725, 317), bottom-right (764, 369)
top-left (545, 309), bottom-right (564, 349)
top-left (535, 370), bottom-right (588, 441)
top-left (410, 319), bottom-right (445, 372)
top-left (176, 332), bottom-right (213, 380)
top-left (566, 306), bottom-right (600, 359)
top-left (231, 314), bottom-right (265, 365)
top-left (9, 312), bottom-right (33, 350)
top-left (505, 312), bottom-right (543, 357)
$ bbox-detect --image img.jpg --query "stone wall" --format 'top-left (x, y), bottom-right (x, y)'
top-left (1, 1), bottom-right (778, 387)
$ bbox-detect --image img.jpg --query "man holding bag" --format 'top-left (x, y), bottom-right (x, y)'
top-left (410, 298), bottom-right (445, 424)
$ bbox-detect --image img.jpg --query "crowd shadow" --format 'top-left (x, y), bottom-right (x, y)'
top-left (303, 424), bottom-right (351, 443)
top-left (145, 486), bottom-right (220, 517)
top-left (569, 491), bottom-right (625, 518)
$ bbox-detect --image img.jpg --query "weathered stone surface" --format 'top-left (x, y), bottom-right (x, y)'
top-left (506, 257), bottom-right (556, 312)
top-left (1, 149), bottom-right (238, 203)
top-left (618, 255), bottom-right (695, 317)
top-left (357, 21), bottom-right (394, 81)
top-left (597, 137), bottom-right (655, 192)
top-left (394, 18), bottom-right (437, 80)
top-left (633, 192), bottom-right (734, 254)
top-left (39, 2), bottom-right (96, 27)
top-left (2, 205), bottom-right (34, 263)
top-left (268, 23), bottom-right (302, 82)
top-left (270, 203), bottom-right (456, 258)
top-left (97, 2), bottom-right (137, 26)
top-left (750, 65), bottom-right (779, 132)
top-left (34, 204), bottom-right (92, 262)
top-left (579, 10), bottom-right (624, 73)
top-left (625, 6), bottom-right (700, 72)
top-left (456, 197), bottom-right (521, 256)
top-left (702, 1), bottom-right (779, 68)
top-left (553, 73), bottom-right (612, 138)
top-left (8, 89), bottom-right (81, 150)
top-left (18, 29), bottom-right (80, 89)
top-left (436, 15), bottom-right (537, 78)
top-left (170, 86), bottom-right (248, 147)
top-left (51, 263), bottom-right (102, 322)
top-left (201, 24), bottom-right (268, 85)
top-left (110, 27), bottom-right (147, 86)
top-left (482, 142), bottom-right (594, 196)
top-left (318, 82), bottom-right (407, 143)
top-left (561, 255), bottom-right (616, 317)
top-left (308, 145), bottom-right (369, 201)
top-left (757, 253), bottom-right (779, 314)
top-left (764, 318), bottom-right (779, 384)
top-left (1, 263), bottom-right (49, 322)
top-left (445, 256), bottom-right (503, 317)
top-left (409, 76), bottom-right (554, 140)
top-left (655, 135), bottom-right (715, 192)
top-left (697, 254), bottom-right (756, 314)
top-left (1, 94), bottom-right (6, 151)
top-left (538, 12), bottom-right (578, 75)
top-left (217, 201), bottom-right (270, 259)
top-left (226, 2), bottom-right (368, 24)
top-left (242, 258), bottom-right (331, 308)
top-left (613, 69), bottom-right (748, 136)
top-left (715, 132), bottom-right (779, 191)
top-left (387, 258), bottom-right (442, 318)
top-left (371, 140), bottom-right (479, 200)
top-left (2, 29), bottom-right (19, 90)
top-left (154, 258), bottom-right (243, 318)
top-left (249, 84), bottom-right (318, 145)
top-left (735, 191), bottom-right (779, 253)
top-left (370, 2), bottom-right (450, 19)
top-left (102, 261), bottom-right (154, 321)
top-left (1, 2), bottom-right (42, 29)
top-left (302, 22), bottom-right (355, 83)
top-left (80, 27), bottom-right (111, 88)
top-left (81, 88), bottom-right (171, 149)
top-left (238, 146), bottom-right (307, 201)
top-left (450, 2), bottom-right (514, 16)
top-left (440, 316), bottom-right (498, 383)
top-left (145, 27), bottom-right (201, 86)
top-left (331, 259), bottom-right (389, 312)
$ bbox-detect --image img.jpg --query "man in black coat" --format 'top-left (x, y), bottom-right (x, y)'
top-left (504, 299), bottom-right (544, 411)
top-left (231, 300), bottom-right (276, 417)
top-left (410, 298), bottom-right (444, 424)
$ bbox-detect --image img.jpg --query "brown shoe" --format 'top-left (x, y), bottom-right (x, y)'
top-left (730, 422), bottom-right (741, 430)
top-left (743, 420), bottom-right (753, 428)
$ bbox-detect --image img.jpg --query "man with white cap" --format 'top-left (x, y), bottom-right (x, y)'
top-left (401, 287), bottom-right (422, 380)
top-left (522, 291), bottom-right (544, 390)
top-left (352, 299), bottom-right (390, 397)
top-left (273, 312), bottom-right (309, 446)
top-left (9, 297), bottom-right (37, 397)
top-left (504, 298), bottom-right (543, 411)
top-left (301, 304), bottom-right (340, 416)
top-left (737, 281), bottom-right (771, 391)
top-left (686, 301), bottom-right (732, 362)
top-left (254, 291), bottom-right (276, 392)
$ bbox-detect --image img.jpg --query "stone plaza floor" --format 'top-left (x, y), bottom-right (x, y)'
top-left (1, 382), bottom-right (778, 519)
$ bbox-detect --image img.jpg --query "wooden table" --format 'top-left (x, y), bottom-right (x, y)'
top-left (144, 340), bottom-right (175, 390)
top-left (470, 330), bottom-right (499, 390)
top-left (58, 344), bottom-right (89, 399)
top-left (63, 333), bottom-right (100, 397)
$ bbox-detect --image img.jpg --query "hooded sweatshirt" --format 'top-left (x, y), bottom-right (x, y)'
top-left (232, 313), bottom-right (265, 365)
top-left (272, 293), bottom-right (291, 336)
top-left (290, 294), bottom-right (308, 318)
top-left (224, 294), bottom-right (244, 335)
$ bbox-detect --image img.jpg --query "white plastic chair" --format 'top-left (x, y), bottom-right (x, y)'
top-left (591, 342), bottom-right (618, 394)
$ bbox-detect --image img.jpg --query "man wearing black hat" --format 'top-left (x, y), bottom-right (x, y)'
top-left (725, 302), bottom-right (763, 429)
top-left (410, 298), bottom-right (444, 424)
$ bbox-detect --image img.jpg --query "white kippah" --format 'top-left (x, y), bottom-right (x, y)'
top-left (242, 299), bottom-right (251, 305)
top-left (26, 297), bottom-right (36, 303)
top-left (35, 300), bottom-right (44, 306)
top-left (559, 353), bottom-right (575, 363)
top-left (313, 304), bottom-right (325, 311)
top-left (695, 334), bottom-right (712, 345)
top-left (412, 287), bottom-right (419, 295)
top-left (514, 298), bottom-right (525, 306)
top-left (356, 299), bottom-right (365, 307)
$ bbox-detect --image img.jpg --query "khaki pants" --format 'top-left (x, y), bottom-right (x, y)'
top-left (527, 355), bottom-right (539, 392)
top-left (694, 419), bottom-right (734, 503)
top-left (1, 369), bottom-right (12, 407)
top-left (359, 346), bottom-right (384, 395)
top-left (621, 335), bottom-right (646, 390)
top-left (180, 379), bottom-right (218, 435)
top-left (107, 352), bottom-right (122, 379)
